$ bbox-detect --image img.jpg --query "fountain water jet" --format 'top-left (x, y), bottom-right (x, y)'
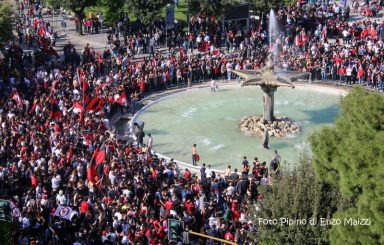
top-left (269, 9), bottom-right (278, 57)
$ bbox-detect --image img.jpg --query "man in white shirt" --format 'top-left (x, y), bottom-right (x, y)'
top-left (342, 29), bottom-right (350, 44)
top-left (56, 190), bottom-right (67, 205)
top-left (51, 174), bottom-right (61, 192)
top-left (346, 65), bottom-right (353, 85)
top-left (224, 165), bottom-right (232, 178)
top-left (226, 62), bottom-right (232, 80)
top-left (210, 79), bottom-right (217, 92)
top-left (205, 165), bottom-right (213, 182)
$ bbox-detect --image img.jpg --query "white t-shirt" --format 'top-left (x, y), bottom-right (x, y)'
top-left (205, 168), bottom-right (212, 178)
top-left (51, 176), bottom-right (60, 190)
top-left (210, 80), bottom-right (216, 88)
top-left (56, 194), bottom-right (67, 205)
top-left (226, 63), bottom-right (232, 71)
top-left (346, 67), bottom-right (353, 76)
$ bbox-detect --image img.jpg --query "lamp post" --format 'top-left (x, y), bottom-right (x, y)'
top-left (187, 0), bottom-right (190, 33)
top-left (100, 13), bottom-right (105, 38)
top-left (62, 10), bottom-right (67, 34)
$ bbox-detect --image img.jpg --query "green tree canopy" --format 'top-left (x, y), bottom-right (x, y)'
top-left (97, 0), bottom-right (125, 24)
top-left (251, 155), bottom-right (345, 245)
top-left (0, 0), bottom-right (14, 45)
top-left (67, 0), bottom-right (97, 34)
top-left (310, 87), bottom-right (384, 244)
top-left (46, 0), bottom-right (66, 10)
top-left (128, 0), bottom-right (171, 25)
top-left (68, 0), bottom-right (97, 16)
top-left (189, 0), bottom-right (238, 17)
top-left (249, 0), bottom-right (281, 14)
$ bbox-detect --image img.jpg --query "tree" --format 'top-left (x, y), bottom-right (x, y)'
top-left (310, 87), bottom-right (384, 245)
top-left (250, 155), bottom-right (345, 245)
top-left (97, 0), bottom-right (125, 24)
top-left (68, 0), bottom-right (98, 34)
top-left (249, 0), bottom-right (281, 14)
top-left (189, 0), bottom-right (235, 17)
top-left (199, 0), bottom-right (223, 16)
top-left (46, 0), bottom-right (66, 10)
top-left (128, 0), bottom-right (171, 25)
top-left (0, 0), bottom-right (13, 45)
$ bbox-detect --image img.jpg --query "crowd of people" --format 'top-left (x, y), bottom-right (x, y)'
top-left (0, 0), bottom-right (383, 244)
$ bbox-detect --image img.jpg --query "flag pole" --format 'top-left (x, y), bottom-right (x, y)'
top-left (77, 68), bottom-right (86, 125)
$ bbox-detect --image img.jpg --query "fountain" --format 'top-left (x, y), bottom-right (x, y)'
top-left (232, 53), bottom-right (310, 138)
top-left (132, 9), bottom-right (341, 169)
top-left (136, 85), bottom-right (342, 168)
top-left (269, 9), bottom-right (278, 56)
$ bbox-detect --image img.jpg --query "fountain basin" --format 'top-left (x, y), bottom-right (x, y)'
top-left (136, 84), bottom-right (345, 170)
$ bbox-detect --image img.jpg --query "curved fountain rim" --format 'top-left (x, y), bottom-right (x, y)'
top-left (130, 82), bottom-right (349, 174)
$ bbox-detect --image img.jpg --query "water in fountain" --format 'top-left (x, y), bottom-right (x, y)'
top-left (137, 86), bottom-right (342, 169)
top-left (269, 9), bottom-right (278, 57)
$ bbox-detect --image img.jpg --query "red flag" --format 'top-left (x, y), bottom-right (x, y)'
top-left (29, 100), bottom-right (38, 114)
top-left (87, 165), bottom-right (96, 182)
top-left (66, 146), bottom-right (73, 162)
top-left (38, 26), bottom-right (46, 37)
top-left (86, 95), bottom-right (100, 111)
top-left (49, 98), bottom-right (61, 119)
top-left (11, 91), bottom-right (23, 106)
top-left (51, 80), bottom-right (58, 93)
top-left (94, 147), bottom-right (106, 165)
top-left (73, 102), bottom-right (83, 113)
top-left (78, 68), bottom-right (91, 107)
top-left (95, 83), bottom-right (105, 94)
top-left (82, 134), bottom-right (91, 146)
top-left (117, 92), bottom-right (127, 107)
top-left (88, 145), bottom-right (106, 182)
top-left (93, 98), bottom-right (105, 112)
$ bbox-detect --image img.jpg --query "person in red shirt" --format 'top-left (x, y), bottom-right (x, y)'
top-left (224, 231), bottom-right (234, 241)
top-left (164, 197), bottom-right (173, 211)
top-left (338, 66), bottom-right (346, 83)
top-left (80, 200), bottom-right (89, 215)
top-left (357, 66), bottom-right (365, 85)
top-left (31, 173), bottom-right (38, 188)
top-left (183, 168), bottom-right (191, 182)
top-left (185, 199), bottom-right (195, 213)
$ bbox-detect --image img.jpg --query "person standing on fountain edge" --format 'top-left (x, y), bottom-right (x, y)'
top-left (210, 79), bottom-right (217, 93)
top-left (147, 134), bottom-right (153, 155)
top-left (192, 144), bottom-right (199, 165)
top-left (262, 129), bottom-right (270, 149)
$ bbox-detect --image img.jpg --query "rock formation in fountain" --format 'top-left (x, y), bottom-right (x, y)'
top-left (239, 115), bottom-right (299, 138)
top-left (232, 52), bottom-right (310, 138)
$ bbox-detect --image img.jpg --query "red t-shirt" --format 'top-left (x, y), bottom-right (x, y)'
top-left (184, 170), bottom-right (191, 181)
top-left (31, 175), bottom-right (38, 187)
top-left (224, 232), bottom-right (234, 241)
top-left (80, 201), bottom-right (89, 214)
top-left (185, 202), bottom-right (195, 213)
top-left (165, 200), bottom-right (173, 211)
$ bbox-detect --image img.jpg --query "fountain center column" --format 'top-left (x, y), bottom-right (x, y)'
top-left (261, 85), bottom-right (277, 123)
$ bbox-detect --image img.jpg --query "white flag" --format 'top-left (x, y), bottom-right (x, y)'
top-left (54, 205), bottom-right (73, 221)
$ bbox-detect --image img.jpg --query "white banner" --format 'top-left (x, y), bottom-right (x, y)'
top-left (54, 205), bottom-right (73, 221)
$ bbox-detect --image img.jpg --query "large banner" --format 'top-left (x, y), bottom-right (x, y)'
top-left (166, 5), bottom-right (175, 29)
top-left (225, 3), bottom-right (249, 21)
